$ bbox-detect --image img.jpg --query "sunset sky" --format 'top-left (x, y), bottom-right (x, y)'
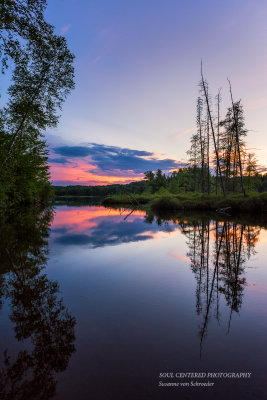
top-left (45, 0), bottom-right (267, 185)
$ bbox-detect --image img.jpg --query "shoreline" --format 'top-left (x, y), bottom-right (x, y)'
top-left (101, 192), bottom-right (267, 215)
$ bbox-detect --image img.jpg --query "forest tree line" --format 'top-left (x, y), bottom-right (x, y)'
top-left (54, 167), bottom-right (267, 197)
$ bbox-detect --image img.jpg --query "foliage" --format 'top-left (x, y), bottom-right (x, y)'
top-left (54, 180), bottom-right (148, 197)
top-left (0, 0), bottom-right (50, 71)
top-left (103, 190), bottom-right (267, 215)
top-left (0, 0), bottom-right (74, 207)
top-left (149, 192), bottom-right (267, 214)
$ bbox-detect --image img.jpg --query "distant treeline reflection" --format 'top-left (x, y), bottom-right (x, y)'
top-left (0, 207), bottom-right (76, 400)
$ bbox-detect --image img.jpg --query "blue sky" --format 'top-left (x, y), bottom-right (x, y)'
top-left (44, 0), bottom-right (267, 184)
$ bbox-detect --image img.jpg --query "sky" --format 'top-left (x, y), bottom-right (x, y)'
top-left (44, 0), bottom-right (267, 185)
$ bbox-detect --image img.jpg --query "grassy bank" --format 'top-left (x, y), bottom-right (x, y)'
top-left (102, 193), bottom-right (153, 205)
top-left (102, 192), bottom-right (267, 214)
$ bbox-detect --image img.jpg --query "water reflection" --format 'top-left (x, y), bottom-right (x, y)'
top-left (178, 219), bottom-right (260, 354)
top-left (51, 206), bottom-right (176, 249)
top-left (52, 204), bottom-right (262, 350)
top-left (1, 203), bottom-right (266, 399)
top-left (0, 208), bottom-right (76, 400)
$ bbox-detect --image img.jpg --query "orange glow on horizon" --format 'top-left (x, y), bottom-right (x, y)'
top-left (49, 159), bottom-right (143, 185)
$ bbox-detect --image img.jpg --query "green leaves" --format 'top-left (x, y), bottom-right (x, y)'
top-left (0, 0), bottom-right (75, 206)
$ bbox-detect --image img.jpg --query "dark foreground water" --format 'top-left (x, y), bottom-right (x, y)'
top-left (0, 202), bottom-right (267, 400)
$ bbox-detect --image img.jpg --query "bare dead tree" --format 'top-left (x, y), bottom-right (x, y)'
top-left (197, 96), bottom-right (205, 193)
top-left (201, 62), bottom-right (225, 196)
top-left (215, 89), bottom-right (222, 195)
top-left (227, 79), bottom-right (246, 196)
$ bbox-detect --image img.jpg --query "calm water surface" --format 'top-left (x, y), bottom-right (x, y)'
top-left (0, 202), bottom-right (267, 399)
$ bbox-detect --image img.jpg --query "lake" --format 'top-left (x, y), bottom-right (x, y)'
top-left (0, 201), bottom-right (267, 399)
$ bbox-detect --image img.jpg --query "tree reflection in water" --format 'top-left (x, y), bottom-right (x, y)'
top-left (0, 207), bottom-right (76, 400)
top-left (180, 218), bottom-right (260, 355)
top-left (146, 211), bottom-right (260, 355)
